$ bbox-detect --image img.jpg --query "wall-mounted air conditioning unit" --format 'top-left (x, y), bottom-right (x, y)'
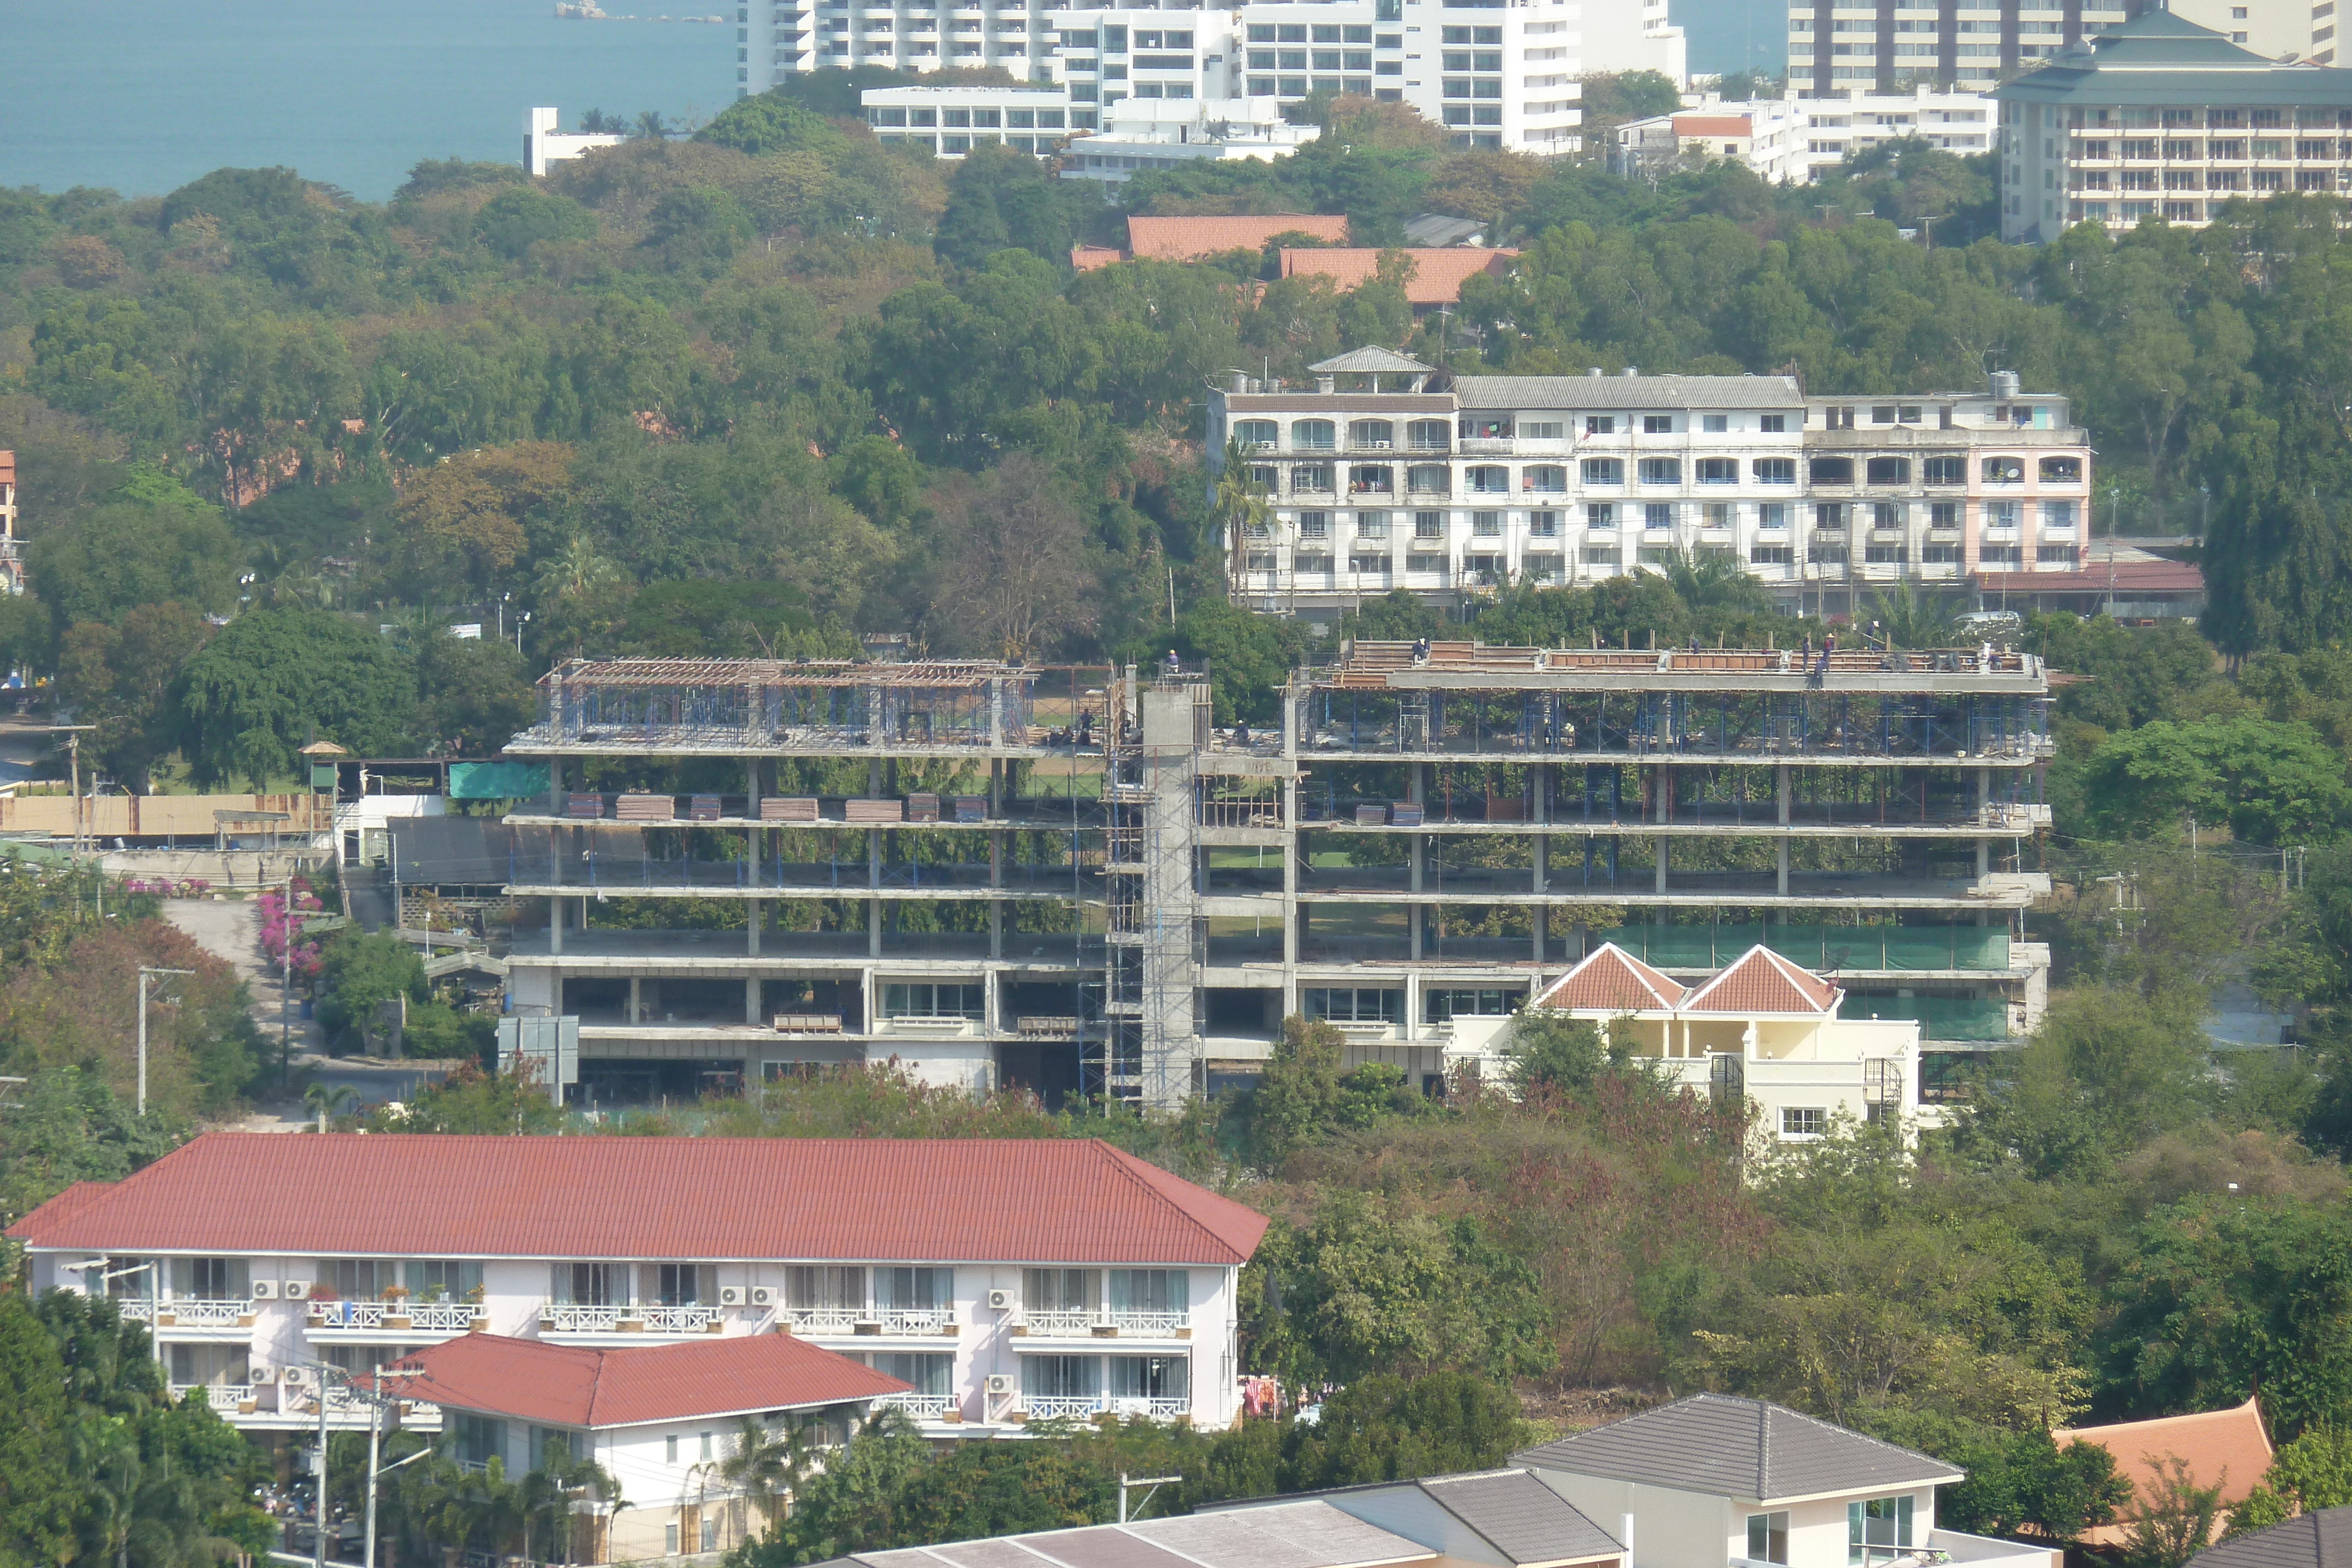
top-left (749, 1286), bottom-right (777, 1308)
top-left (720, 1286), bottom-right (747, 1307)
top-left (282, 1366), bottom-right (314, 1388)
top-left (252, 1281), bottom-right (280, 1300)
top-left (984, 1374), bottom-right (1016, 1395)
top-left (987, 1289), bottom-right (1017, 1311)
top-left (283, 1281), bottom-right (310, 1300)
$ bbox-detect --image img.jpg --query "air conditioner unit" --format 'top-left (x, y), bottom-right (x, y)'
top-left (749, 1286), bottom-right (777, 1308)
top-left (987, 1289), bottom-right (1017, 1312)
top-left (720, 1286), bottom-right (747, 1307)
top-left (283, 1281), bottom-right (310, 1301)
top-left (984, 1374), bottom-right (1017, 1396)
top-left (252, 1281), bottom-right (280, 1300)
top-left (282, 1366), bottom-right (314, 1388)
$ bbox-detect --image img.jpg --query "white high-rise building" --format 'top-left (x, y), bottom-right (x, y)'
top-left (744, 0), bottom-right (1579, 152)
top-left (1578, 0), bottom-right (1686, 86)
top-left (1788, 0), bottom-right (2132, 96)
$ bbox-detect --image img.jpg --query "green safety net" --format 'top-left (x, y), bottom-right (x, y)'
top-left (1603, 923), bottom-right (2010, 973)
top-left (448, 761), bottom-right (552, 800)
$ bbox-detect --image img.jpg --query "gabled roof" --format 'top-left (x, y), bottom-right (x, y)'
top-left (1533, 944), bottom-right (1687, 1014)
top-left (1279, 248), bottom-right (1517, 306)
top-left (836, 1499), bottom-right (1435, 1568)
top-left (1072, 245), bottom-right (1125, 271)
top-left (376, 1330), bottom-right (907, 1430)
top-left (1311, 346), bottom-right (1436, 375)
top-left (2190, 1507), bottom-right (2352, 1568)
top-left (2056, 1397), bottom-right (2273, 1519)
top-left (1999, 7), bottom-right (2352, 105)
top-left (1514, 1393), bottom-right (1963, 1505)
top-left (1128, 213), bottom-right (1349, 260)
top-left (1680, 946), bottom-right (1840, 1015)
top-left (6, 1134), bottom-right (1271, 1266)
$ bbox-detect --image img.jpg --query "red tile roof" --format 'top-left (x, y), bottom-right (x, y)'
top-left (1535, 944), bottom-right (1688, 1013)
top-left (0, 450), bottom-right (14, 487)
top-left (375, 1330), bottom-right (909, 1429)
top-left (1975, 561), bottom-right (2204, 594)
top-left (1128, 213), bottom-right (1349, 260)
top-left (1671, 115), bottom-right (1753, 138)
top-left (1071, 245), bottom-right (1125, 271)
top-left (1278, 248), bottom-right (1518, 306)
top-left (7, 1134), bottom-right (1270, 1265)
top-left (1679, 947), bottom-right (1840, 1015)
top-left (2056, 1398), bottom-right (2273, 1546)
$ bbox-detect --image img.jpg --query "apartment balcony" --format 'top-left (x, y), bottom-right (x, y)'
top-left (878, 1392), bottom-right (963, 1420)
top-left (137, 1298), bottom-right (255, 1332)
top-left (539, 1303), bottom-right (730, 1336)
top-left (1023, 1395), bottom-right (1190, 1421)
top-left (782, 1306), bottom-right (959, 1337)
top-left (1014, 1309), bottom-right (1192, 1339)
top-left (1458, 438), bottom-right (1516, 455)
top-left (309, 1299), bottom-right (487, 1336)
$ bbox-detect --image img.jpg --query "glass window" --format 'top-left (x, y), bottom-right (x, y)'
top-left (1643, 414), bottom-right (1673, 433)
top-left (874, 1266), bottom-right (953, 1310)
top-left (1521, 420), bottom-right (1565, 440)
top-left (1759, 503), bottom-right (1787, 529)
top-left (1703, 414), bottom-right (1729, 433)
top-left (1749, 1513), bottom-right (1790, 1566)
top-left (172, 1257), bottom-right (250, 1299)
top-left (1809, 456), bottom-right (1854, 484)
top-left (1581, 457), bottom-right (1623, 484)
top-left (552, 1261), bottom-right (622, 1305)
top-left (1586, 503), bottom-right (1616, 529)
top-left (1233, 419), bottom-right (1277, 448)
top-left (1414, 511), bottom-right (1445, 538)
top-left (1022, 1353), bottom-right (1101, 1396)
top-left (786, 1264), bottom-right (866, 1310)
top-left (455, 1412), bottom-right (507, 1469)
top-left (1302, 987), bottom-right (1401, 1022)
top-left (1291, 419), bottom-right (1336, 450)
top-left (1298, 511), bottom-right (1331, 539)
top-left (2042, 500), bottom-right (2077, 527)
top-left (1024, 1268), bottom-right (1098, 1312)
top-left (1982, 456), bottom-right (2024, 483)
top-left (882, 982), bottom-right (984, 1018)
top-left (320, 1259), bottom-right (395, 1301)
top-left (531, 1426), bottom-right (573, 1470)
top-left (1528, 510), bottom-right (1559, 537)
top-left (1752, 457), bottom-right (1796, 484)
top-left (404, 1260), bottom-right (483, 1302)
top-left (1524, 464), bottom-right (1566, 493)
top-left (1406, 419), bottom-right (1450, 451)
top-left (1108, 1270), bottom-right (1189, 1314)
top-left (1638, 457), bottom-right (1681, 484)
top-left (1696, 457), bottom-right (1737, 483)
top-left (1585, 415), bottom-right (1615, 434)
top-left (1108, 1354), bottom-right (1190, 1400)
top-left (1645, 503), bottom-right (1675, 530)
top-left (873, 1352), bottom-right (954, 1393)
top-left (1865, 456), bottom-right (1910, 484)
top-left (1357, 511), bottom-right (1391, 540)
top-left (1350, 419), bottom-right (1395, 447)
top-left (1922, 456), bottom-right (1966, 484)
top-left (1426, 988), bottom-right (1519, 1021)
top-left (1760, 413), bottom-right (1787, 433)
top-left (1849, 1496), bottom-right (1914, 1563)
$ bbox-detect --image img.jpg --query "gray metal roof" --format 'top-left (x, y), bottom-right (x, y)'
top-left (1312, 347), bottom-right (1438, 375)
top-left (847, 1502), bottom-right (1436, 1568)
top-left (1402, 215), bottom-right (1487, 247)
top-left (1421, 1470), bottom-right (1624, 1564)
top-left (2190, 1509), bottom-right (2352, 1568)
top-left (1998, 8), bottom-right (2352, 105)
top-left (1454, 375), bottom-right (1803, 411)
top-left (1512, 1393), bottom-right (1963, 1504)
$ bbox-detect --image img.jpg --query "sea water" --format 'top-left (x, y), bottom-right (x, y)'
top-left (0, 0), bottom-right (733, 202)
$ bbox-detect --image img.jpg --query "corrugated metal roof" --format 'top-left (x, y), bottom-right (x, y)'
top-left (845, 1502), bottom-right (1432, 1568)
top-left (377, 1330), bottom-right (908, 1428)
top-left (1454, 375), bottom-right (1803, 411)
top-left (1679, 947), bottom-right (1840, 1015)
top-left (2189, 1509), bottom-right (2352, 1568)
top-left (8, 1134), bottom-right (1270, 1265)
top-left (1515, 1393), bottom-right (1961, 1503)
top-left (1311, 347), bottom-right (1438, 375)
top-left (1017, 1526), bottom-right (1213, 1568)
top-left (1421, 1470), bottom-right (1623, 1564)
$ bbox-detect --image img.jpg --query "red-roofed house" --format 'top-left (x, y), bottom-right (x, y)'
top-left (2055, 1398), bottom-right (2274, 1546)
top-left (375, 1332), bottom-right (910, 1560)
top-left (1277, 247), bottom-right (1519, 312)
top-left (7, 1134), bottom-right (1268, 1439)
top-left (1451, 943), bottom-right (1925, 1141)
top-left (1128, 212), bottom-right (1349, 261)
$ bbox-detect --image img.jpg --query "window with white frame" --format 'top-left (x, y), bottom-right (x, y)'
top-left (1849, 1496), bottom-right (1914, 1564)
top-left (1748, 1512), bottom-right (1790, 1566)
top-left (1782, 1106), bottom-right (1827, 1139)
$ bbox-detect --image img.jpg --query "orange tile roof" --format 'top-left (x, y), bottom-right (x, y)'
top-left (1535, 944), bottom-right (1688, 1013)
top-left (1127, 213), bottom-right (1349, 261)
top-left (1071, 245), bottom-right (1125, 271)
top-left (1278, 247), bottom-right (1518, 306)
top-left (375, 1331), bottom-right (910, 1429)
top-left (1680, 946), bottom-right (1840, 1015)
top-left (1672, 115), bottom-right (1753, 138)
top-left (2057, 1397), bottom-right (2273, 1544)
top-left (7, 1133), bottom-right (1271, 1266)
top-left (0, 450), bottom-right (14, 487)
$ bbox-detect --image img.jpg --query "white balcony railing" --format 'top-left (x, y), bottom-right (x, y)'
top-left (309, 1300), bottom-right (392, 1329)
top-left (405, 1302), bottom-right (486, 1332)
top-left (639, 1305), bottom-right (726, 1333)
top-left (115, 1300), bottom-right (156, 1321)
top-left (1021, 1310), bottom-right (1191, 1336)
top-left (879, 1393), bottom-right (959, 1418)
top-left (1023, 1309), bottom-right (1100, 1336)
top-left (175, 1383), bottom-right (255, 1411)
top-left (156, 1299), bottom-right (253, 1328)
top-left (542, 1305), bottom-right (626, 1333)
top-left (1109, 1310), bottom-right (1190, 1335)
top-left (1025, 1395), bottom-right (1107, 1419)
top-left (784, 1308), bottom-right (864, 1334)
top-left (873, 1308), bottom-right (954, 1333)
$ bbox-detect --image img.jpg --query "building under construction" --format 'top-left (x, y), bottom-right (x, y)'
top-left (496, 645), bottom-right (2052, 1108)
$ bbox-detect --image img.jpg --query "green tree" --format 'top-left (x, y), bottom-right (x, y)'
top-left (1504, 1011), bottom-right (1606, 1099)
top-left (2076, 716), bottom-right (2352, 846)
top-left (472, 188), bottom-right (598, 260)
top-left (0, 1293), bottom-right (80, 1568)
top-left (26, 496), bottom-right (239, 652)
top-left (2230, 1426), bottom-right (2352, 1534)
top-left (935, 144), bottom-right (1078, 272)
top-left (1282, 1371), bottom-right (1530, 1489)
top-left (313, 932), bottom-right (427, 1051)
top-left (174, 606), bottom-right (416, 787)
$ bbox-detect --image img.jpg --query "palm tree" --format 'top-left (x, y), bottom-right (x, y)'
top-left (1212, 440), bottom-right (1274, 601)
top-left (1866, 581), bottom-right (1960, 649)
top-left (633, 110), bottom-right (671, 141)
top-left (1659, 545), bottom-right (1766, 611)
top-left (533, 534), bottom-right (625, 604)
top-left (303, 1082), bottom-right (358, 1133)
top-left (703, 1415), bottom-right (814, 1542)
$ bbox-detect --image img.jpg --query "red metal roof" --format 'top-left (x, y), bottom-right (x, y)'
top-left (8, 1134), bottom-right (1271, 1265)
top-left (1671, 115), bottom-right (1753, 138)
top-left (1535, 944), bottom-right (1688, 1013)
top-left (1278, 248), bottom-right (1518, 306)
top-left (376, 1330), bottom-right (909, 1429)
top-left (1679, 947), bottom-right (1840, 1015)
top-left (1974, 561), bottom-right (2203, 594)
top-left (1128, 213), bottom-right (1349, 260)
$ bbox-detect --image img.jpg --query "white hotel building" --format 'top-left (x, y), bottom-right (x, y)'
top-left (1207, 347), bottom-right (2092, 621)
top-left (8, 1134), bottom-right (1265, 1440)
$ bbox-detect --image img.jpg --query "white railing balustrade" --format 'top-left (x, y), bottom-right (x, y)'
top-left (1107, 1310), bottom-right (1190, 1335)
top-left (873, 1308), bottom-right (953, 1333)
top-left (1024, 1396), bottom-right (1107, 1420)
top-left (783, 1308), bottom-right (863, 1334)
top-left (1023, 1310), bottom-right (1098, 1336)
top-left (175, 1383), bottom-right (255, 1410)
top-left (115, 1300), bottom-right (155, 1322)
top-left (161, 1299), bottom-right (254, 1327)
top-left (878, 1393), bottom-right (958, 1418)
top-left (309, 1300), bottom-right (390, 1329)
top-left (639, 1305), bottom-right (724, 1333)
top-left (403, 1302), bottom-right (484, 1332)
top-left (541, 1305), bottom-right (624, 1333)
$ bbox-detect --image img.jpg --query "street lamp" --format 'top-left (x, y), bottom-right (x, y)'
top-left (135, 966), bottom-right (196, 1116)
top-left (516, 611), bottom-right (531, 657)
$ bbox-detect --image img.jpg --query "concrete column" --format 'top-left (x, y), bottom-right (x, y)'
top-left (747, 757), bottom-right (760, 811)
top-left (746, 976), bottom-right (761, 1024)
top-left (747, 900), bottom-right (761, 956)
top-left (1654, 767), bottom-right (1669, 894)
top-left (628, 975), bottom-right (640, 1024)
top-left (870, 898), bottom-right (883, 958)
top-left (990, 900), bottom-right (1004, 959)
top-left (549, 895), bottom-right (563, 954)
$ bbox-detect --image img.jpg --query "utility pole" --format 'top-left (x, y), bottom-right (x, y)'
top-left (135, 966), bottom-right (196, 1117)
top-left (314, 1365), bottom-right (332, 1568)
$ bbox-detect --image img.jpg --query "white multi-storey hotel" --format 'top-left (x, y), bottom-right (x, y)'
top-left (1207, 348), bottom-right (2092, 621)
top-left (8, 1134), bottom-right (1265, 1439)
